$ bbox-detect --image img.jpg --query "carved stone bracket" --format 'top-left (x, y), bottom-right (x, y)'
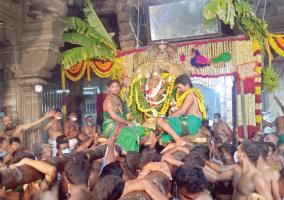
top-left (13, 47), bottom-right (60, 79)
top-left (27, 0), bottom-right (68, 19)
top-left (116, 1), bottom-right (136, 50)
top-left (0, 24), bottom-right (16, 46)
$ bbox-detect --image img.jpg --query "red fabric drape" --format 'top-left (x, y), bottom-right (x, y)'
top-left (96, 93), bottom-right (107, 126)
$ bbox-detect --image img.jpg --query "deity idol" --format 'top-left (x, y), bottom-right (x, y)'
top-left (144, 65), bottom-right (171, 117)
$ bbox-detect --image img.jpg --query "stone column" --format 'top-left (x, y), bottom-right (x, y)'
top-left (1, 0), bottom-right (68, 148)
top-left (17, 78), bottom-right (47, 147)
top-left (116, 0), bottom-right (136, 50)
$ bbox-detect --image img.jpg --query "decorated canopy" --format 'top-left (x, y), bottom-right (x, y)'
top-left (112, 35), bottom-right (262, 138)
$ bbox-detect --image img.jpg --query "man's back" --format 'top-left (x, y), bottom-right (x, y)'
top-left (231, 166), bottom-right (272, 200)
top-left (259, 166), bottom-right (280, 200)
top-left (215, 120), bottom-right (232, 143)
top-left (276, 116), bottom-right (284, 132)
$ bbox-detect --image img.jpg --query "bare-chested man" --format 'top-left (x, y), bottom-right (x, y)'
top-left (81, 115), bottom-right (97, 137)
top-left (102, 80), bottom-right (145, 152)
top-left (213, 113), bottom-right (232, 144)
top-left (157, 74), bottom-right (206, 146)
top-left (211, 141), bottom-right (273, 200)
top-left (44, 108), bottom-right (63, 156)
top-left (254, 142), bottom-right (280, 200)
top-left (0, 110), bottom-right (55, 142)
top-left (279, 168), bottom-right (284, 198)
top-left (64, 112), bottom-right (79, 150)
top-left (175, 165), bottom-right (212, 200)
top-left (264, 95), bottom-right (284, 147)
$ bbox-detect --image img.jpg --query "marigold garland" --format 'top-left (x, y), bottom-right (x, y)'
top-left (268, 34), bottom-right (284, 57)
top-left (65, 61), bottom-right (87, 81)
top-left (64, 59), bottom-right (113, 81)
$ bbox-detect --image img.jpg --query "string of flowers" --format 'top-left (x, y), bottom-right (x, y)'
top-left (159, 74), bottom-right (176, 116)
top-left (119, 87), bottom-right (127, 102)
top-left (127, 76), bottom-right (140, 108)
top-left (128, 73), bottom-right (176, 118)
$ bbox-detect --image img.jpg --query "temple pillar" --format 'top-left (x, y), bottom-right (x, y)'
top-left (0, 0), bottom-right (68, 148)
top-left (116, 0), bottom-right (136, 50)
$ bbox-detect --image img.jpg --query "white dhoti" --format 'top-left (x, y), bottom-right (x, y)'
top-left (68, 138), bottom-right (78, 150)
top-left (48, 139), bottom-right (57, 156)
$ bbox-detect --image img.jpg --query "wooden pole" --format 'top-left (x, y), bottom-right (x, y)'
top-left (121, 172), bottom-right (171, 200)
top-left (121, 151), bottom-right (190, 199)
top-left (0, 145), bottom-right (109, 189)
top-left (240, 80), bottom-right (248, 139)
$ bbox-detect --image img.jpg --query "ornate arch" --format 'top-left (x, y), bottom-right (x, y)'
top-left (136, 60), bottom-right (187, 77)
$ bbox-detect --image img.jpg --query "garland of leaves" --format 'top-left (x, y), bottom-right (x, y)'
top-left (204, 0), bottom-right (269, 49)
top-left (263, 67), bottom-right (279, 93)
top-left (204, 0), bottom-right (281, 93)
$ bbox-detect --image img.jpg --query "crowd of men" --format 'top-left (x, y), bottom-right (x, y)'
top-left (0, 75), bottom-right (283, 200)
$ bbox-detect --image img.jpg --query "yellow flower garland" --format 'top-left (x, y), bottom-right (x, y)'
top-left (159, 74), bottom-right (175, 115)
top-left (128, 76), bottom-right (139, 107)
top-left (176, 89), bottom-right (192, 108)
top-left (175, 88), bottom-right (207, 119)
top-left (119, 87), bottom-right (127, 102)
top-left (135, 85), bottom-right (153, 117)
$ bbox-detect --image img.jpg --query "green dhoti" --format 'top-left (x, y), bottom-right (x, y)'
top-left (278, 134), bottom-right (284, 146)
top-left (162, 114), bottom-right (202, 143)
top-left (102, 112), bottom-right (145, 152)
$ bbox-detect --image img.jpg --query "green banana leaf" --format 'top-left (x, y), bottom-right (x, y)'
top-left (65, 17), bottom-right (116, 50)
top-left (58, 45), bottom-right (115, 69)
top-left (83, 0), bottom-right (116, 50)
top-left (203, 1), bottom-right (218, 20)
top-left (203, 0), bottom-right (235, 28)
top-left (63, 32), bottom-right (110, 48)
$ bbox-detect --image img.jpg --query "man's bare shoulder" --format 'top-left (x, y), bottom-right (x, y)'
top-left (187, 91), bottom-right (195, 99)
top-left (81, 125), bottom-right (90, 131)
top-left (252, 170), bottom-right (267, 182)
top-left (232, 164), bottom-right (242, 172)
top-left (0, 132), bottom-right (7, 139)
top-left (276, 116), bottom-right (284, 122)
top-left (64, 120), bottom-right (73, 126)
top-left (103, 96), bottom-right (113, 105)
top-left (270, 168), bottom-right (280, 180)
top-left (198, 190), bottom-right (213, 200)
top-left (103, 96), bottom-right (115, 110)
top-left (218, 120), bottom-right (228, 126)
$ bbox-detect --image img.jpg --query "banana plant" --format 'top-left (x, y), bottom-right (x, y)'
top-left (203, 0), bottom-right (268, 44)
top-left (58, 0), bottom-right (117, 69)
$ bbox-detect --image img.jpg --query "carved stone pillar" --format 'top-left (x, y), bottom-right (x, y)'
top-left (18, 0), bottom-right (67, 148)
top-left (1, 0), bottom-right (68, 148)
top-left (17, 78), bottom-right (47, 147)
top-left (116, 0), bottom-right (136, 50)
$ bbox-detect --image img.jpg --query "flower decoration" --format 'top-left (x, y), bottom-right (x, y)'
top-left (179, 53), bottom-right (186, 62)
